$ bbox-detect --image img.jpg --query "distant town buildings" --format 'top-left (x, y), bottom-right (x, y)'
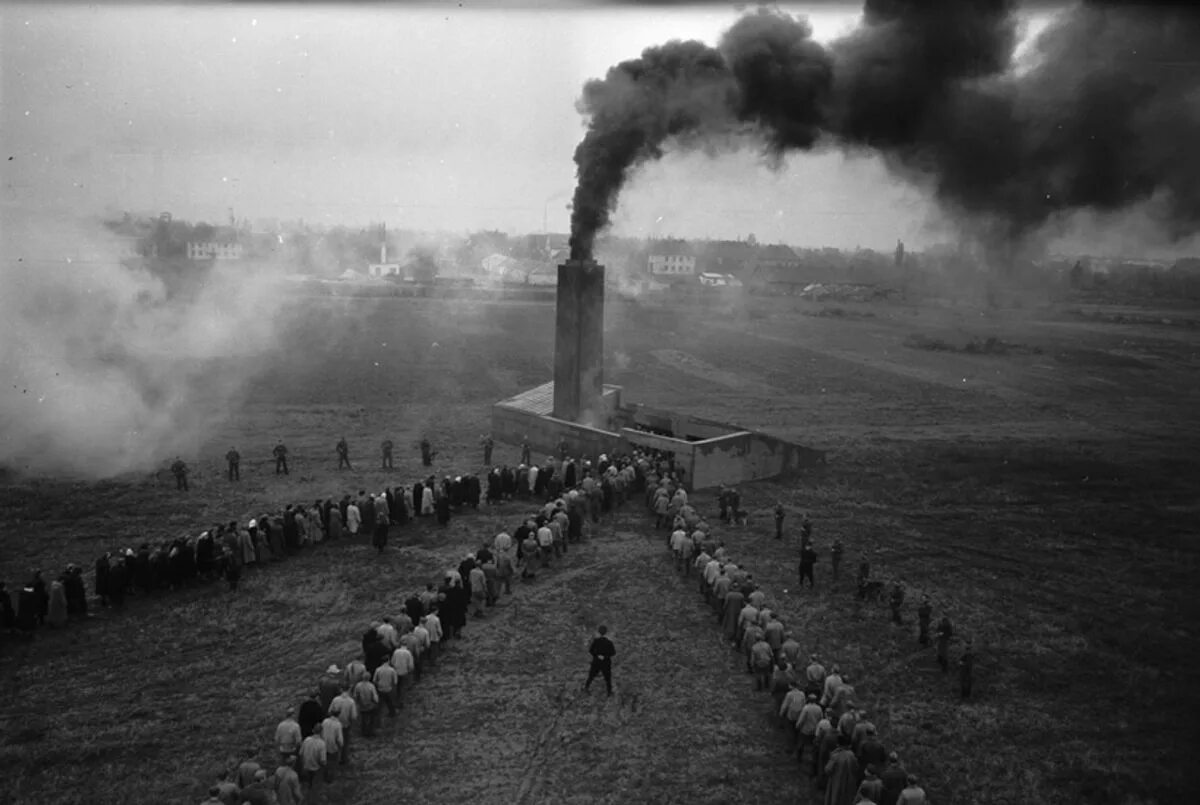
top-left (647, 242), bottom-right (697, 276)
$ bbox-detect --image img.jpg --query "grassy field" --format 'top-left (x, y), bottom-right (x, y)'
top-left (2, 291), bottom-right (1197, 804)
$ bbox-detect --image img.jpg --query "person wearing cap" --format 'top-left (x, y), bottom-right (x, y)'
top-left (880, 752), bottom-right (908, 805)
top-left (959, 639), bottom-right (976, 698)
top-left (852, 711), bottom-right (877, 754)
top-left (328, 685), bottom-right (358, 763)
top-left (824, 733), bottom-right (861, 805)
top-left (736, 599), bottom-right (759, 646)
top-left (805, 655), bottom-right (827, 699)
top-left (317, 667), bottom-right (342, 711)
top-left (584, 625), bottom-right (616, 696)
top-left (779, 681), bottom-right (808, 737)
top-left (237, 768), bottom-right (273, 805)
top-left (821, 664), bottom-right (843, 707)
top-left (830, 676), bottom-right (856, 722)
top-left (211, 771), bottom-right (240, 805)
top-left (318, 710), bottom-right (344, 780)
top-left (274, 708), bottom-right (302, 768)
top-left (917, 595), bottom-right (933, 646)
top-left (858, 725), bottom-right (887, 771)
top-left (748, 634), bottom-right (774, 691)
top-left (235, 749), bottom-right (262, 788)
top-left (897, 775), bottom-right (926, 805)
top-left (344, 658), bottom-right (368, 687)
top-left (373, 659), bottom-right (400, 717)
top-left (837, 704), bottom-right (859, 742)
top-left (856, 765), bottom-right (885, 804)
top-left (352, 674), bottom-right (380, 737)
top-left (297, 722), bottom-right (327, 792)
top-left (796, 693), bottom-right (825, 773)
top-left (721, 584), bottom-right (745, 641)
top-left (390, 642), bottom-right (416, 698)
top-left (199, 785), bottom-right (224, 805)
top-left (274, 762), bottom-right (303, 805)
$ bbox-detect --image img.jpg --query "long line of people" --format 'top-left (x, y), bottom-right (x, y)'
top-left (650, 472), bottom-right (932, 805)
top-left (0, 446), bottom-right (683, 643)
top-left (196, 455), bottom-right (662, 805)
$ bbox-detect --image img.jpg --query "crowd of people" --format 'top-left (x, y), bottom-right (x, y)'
top-left (652, 474), bottom-right (976, 805)
top-left (0, 438), bottom-right (688, 642)
top-left (195, 449), bottom-right (669, 804)
top-left (4, 431), bottom-right (969, 805)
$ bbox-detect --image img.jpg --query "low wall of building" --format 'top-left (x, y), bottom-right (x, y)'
top-left (491, 404), bottom-right (626, 461)
top-left (691, 430), bottom-right (826, 490)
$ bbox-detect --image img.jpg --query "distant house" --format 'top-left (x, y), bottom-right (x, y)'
top-left (697, 240), bottom-right (758, 276)
top-left (647, 241), bottom-right (696, 277)
top-left (367, 242), bottom-right (401, 277)
top-left (186, 226), bottom-right (243, 260)
top-left (743, 244), bottom-right (806, 292)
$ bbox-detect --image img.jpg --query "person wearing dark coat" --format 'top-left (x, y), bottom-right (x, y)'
top-left (363, 629), bottom-right (390, 675)
top-left (405, 594), bottom-right (424, 627)
top-left (500, 466), bottom-right (515, 499)
top-left (298, 694), bottom-right (325, 741)
top-left (412, 483), bottom-right (424, 516)
top-left (564, 460), bottom-right (577, 490)
top-left (458, 556), bottom-right (476, 599)
top-left (95, 553), bottom-right (111, 606)
top-left (282, 506), bottom-right (299, 553)
top-left (16, 586), bottom-right (38, 635)
top-left (361, 494), bottom-right (376, 534)
top-left (435, 494), bottom-right (451, 526)
top-left (0, 582), bottom-right (16, 632)
top-left (111, 559), bottom-right (129, 606)
top-left (30, 571), bottom-right (49, 625)
top-left (63, 566), bottom-right (86, 616)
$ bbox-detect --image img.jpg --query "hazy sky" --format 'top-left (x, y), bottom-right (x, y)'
top-left (2, 2), bottom-right (1059, 249)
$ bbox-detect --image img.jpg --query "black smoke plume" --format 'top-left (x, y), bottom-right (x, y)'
top-left (568, 1), bottom-right (1200, 260)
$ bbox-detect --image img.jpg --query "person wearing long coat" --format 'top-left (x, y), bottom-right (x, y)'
top-left (46, 580), bottom-right (68, 628)
top-left (421, 484), bottom-right (435, 517)
top-left (328, 506), bottom-right (344, 540)
top-left (241, 526), bottom-right (258, 565)
top-left (823, 740), bottom-right (861, 805)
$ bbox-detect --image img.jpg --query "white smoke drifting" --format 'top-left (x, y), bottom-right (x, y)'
top-left (0, 208), bottom-right (288, 478)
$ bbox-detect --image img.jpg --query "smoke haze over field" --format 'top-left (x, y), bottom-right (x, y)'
top-left (569, 0), bottom-right (1200, 260)
top-left (0, 208), bottom-right (289, 478)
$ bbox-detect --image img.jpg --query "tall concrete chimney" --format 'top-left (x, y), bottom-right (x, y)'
top-left (553, 260), bottom-right (605, 424)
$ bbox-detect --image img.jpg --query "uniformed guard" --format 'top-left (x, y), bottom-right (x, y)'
top-left (226, 447), bottom-right (241, 481)
top-left (520, 436), bottom-right (532, 466)
top-left (480, 434), bottom-right (494, 466)
top-left (380, 439), bottom-right (393, 470)
top-left (273, 441), bottom-right (289, 475)
top-left (337, 438), bottom-right (353, 470)
top-left (171, 457), bottom-right (189, 491)
top-left (420, 438), bottom-right (435, 467)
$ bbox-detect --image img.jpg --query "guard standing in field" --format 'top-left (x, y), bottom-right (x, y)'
top-left (170, 457), bottom-right (188, 491)
top-left (798, 542), bottom-right (817, 588)
top-left (774, 502), bottom-right (785, 540)
top-left (337, 438), bottom-right (353, 470)
top-left (584, 625), bottom-right (616, 696)
top-left (520, 436), bottom-right (532, 466)
top-left (917, 596), bottom-right (933, 646)
top-left (273, 441), bottom-right (289, 475)
top-left (481, 434), bottom-right (494, 466)
top-left (420, 438), bottom-right (436, 467)
top-left (380, 439), bottom-right (393, 470)
top-left (936, 616), bottom-right (954, 673)
top-left (959, 640), bottom-right (975, 698)
top-left (889, 581), bottom-right (906, 625)
top-left (831, 539), bottom-right (844, 582)
top-left (226, 447), bottom-right (240, 481)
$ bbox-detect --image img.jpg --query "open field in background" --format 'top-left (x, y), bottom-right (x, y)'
top-left (2, 292), bottom-right (1198, 804)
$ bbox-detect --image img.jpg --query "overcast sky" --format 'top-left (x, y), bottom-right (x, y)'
top-left (2, 2), bottom-right (1060, 250)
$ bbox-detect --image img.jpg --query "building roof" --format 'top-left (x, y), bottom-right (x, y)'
top-left (758, 244), bottom-right (798, 262)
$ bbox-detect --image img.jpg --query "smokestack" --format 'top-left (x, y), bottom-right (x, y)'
top-left (567, 1), bottom-right (1200, 257)
top-left (553, 260), bottom-right (605, 424)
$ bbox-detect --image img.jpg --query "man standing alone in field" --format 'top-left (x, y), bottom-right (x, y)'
top-left (273, 441), bottom-right (289, 475)
top-left (420, 438), bottom-right (435, 467)
top-left (381, 439), bottom-right (393, 469)
top-left (337, 437), bottom-right (353, 470)
top-left (171, 457), bottom-right (188, 491)
top-left (521, 436), bottom-right (532, 466)
top-left (481, 434), bottom-right (494, 466)
top-left (226, 447), bottom-right (240, 481)
top-left (584, 625), bottom-right (616, 696)
top-left (774, 502), bottom-right (785, 540)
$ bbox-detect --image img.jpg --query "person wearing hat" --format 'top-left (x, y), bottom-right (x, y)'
top-left (779, 680), bottom-right (808, 738)
top-left (238, 768), bottom-right (273, 805)
top-left (897, 775), bottom-right (927, 805)
top-left (297, 722), bottom-right (327, 792)
top-left (856, 765), bottom-right (885, 805)
top-left (858, 725), bottom-right (888, 772)
top-left (328, 684), bottom-right (358, 763)
top-left (852, 711), bottom-right (877, 754)
top-left (880, 752), bottom-right (908, 805)
top-left (274, 762), bottom-right (303, 805)
top-left (275, 707), bottom-right (302, 768)
top-left (795, 693), bottom-right (824, 773)
top-left (298, 693), bottom-right (325, 744)
top-left (959, 639), bottom-right (976, 699)
top-left (235, 748), bottom-right (262, 788)
top-left (917, 595), bottom-right (933, 647)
